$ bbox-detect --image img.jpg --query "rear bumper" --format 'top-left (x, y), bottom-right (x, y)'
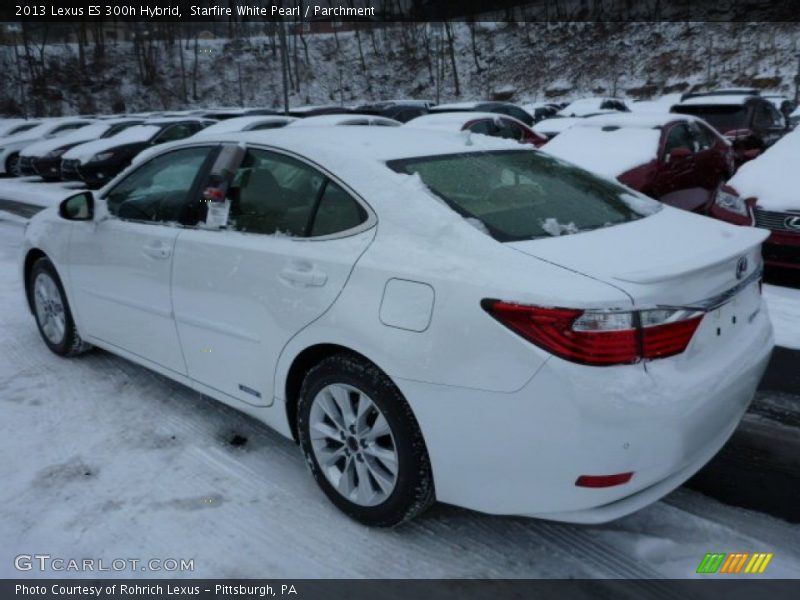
top-left (397, 299), bottom-right (773, 522)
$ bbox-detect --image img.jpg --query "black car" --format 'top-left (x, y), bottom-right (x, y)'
top-left (61, 118), bottom-right (212, 188)
top-left (353, 101), bottom-right (430, 123)
top-left (428, 101), bottom-right (535, 126)
top-left (671, 91), bottom-right (789, 166)
top-left (287, 105), bottom-right (352, 118)
top-left (20, 119), bottom-right (143, 181)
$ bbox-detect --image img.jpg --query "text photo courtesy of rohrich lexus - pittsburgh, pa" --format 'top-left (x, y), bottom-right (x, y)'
top-left (1, 0), bottom-right (800, 597)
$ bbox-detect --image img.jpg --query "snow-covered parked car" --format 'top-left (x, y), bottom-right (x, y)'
top-left (543, 113), bottom-right (734, 213)
top-left (60, 118), bottom-right (212, 188)
top-left (288, 114), bottom-right (401, 127)
top-left (557, 97), bottom-right (631, 117)
top-left (429, 101), bottom-right (536, 126)
top-left (0, 118), bottom-right (41, 139)
top-left (405, 111), bottom-right (546, 146)
top-left (194, 115), bottom-right (297, 136)
top-left (711, 127), bottom-right (800, 271)
top-left (531, 112), bottom-right (617, 139)
top-left (21, 127), bottom-right (772, 527)
top-left (0, 118), bottom-right (93, 176)
top-left (18, 118), bottom-right (143, 180)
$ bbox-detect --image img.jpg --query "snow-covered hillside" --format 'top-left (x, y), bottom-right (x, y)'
top-left (1, 21), bottom-right (799, 116)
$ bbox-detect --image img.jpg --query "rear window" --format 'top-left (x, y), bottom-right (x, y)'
top-left (387, 150), bottom-right (659, 242)
top-left (672, 105), bottom-right (749, 133)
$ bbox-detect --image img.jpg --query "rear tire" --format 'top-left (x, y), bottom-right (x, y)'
top-left (297, 354), bottom-right (434, 527)
top-left (28, 257), bottom-right (91, 357)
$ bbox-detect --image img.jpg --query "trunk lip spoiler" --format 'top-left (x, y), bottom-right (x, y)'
top-left (572, 267), bottom-right (762, 315)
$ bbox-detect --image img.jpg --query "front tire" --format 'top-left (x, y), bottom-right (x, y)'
top-left (298, 354), bottom-right (434, 527)
top-left (5, 153), bottom-right (20, 177)
top-left (29, 257), bottom-right (91, 357)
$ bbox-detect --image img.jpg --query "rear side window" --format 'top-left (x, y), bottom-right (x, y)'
top-left (387, 150), bottom-right (659, 242)
top-left (311, 181), bottom-right (368, 237)
top-left (672, 105), bottom-right (748, 134)
top-left (228, 149), bottom-right (323, 236)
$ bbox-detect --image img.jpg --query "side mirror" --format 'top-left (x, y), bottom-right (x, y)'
top-left (666, 147), bottom-right (692, 163)
top-left (59, 191), bottom-right (94, 221)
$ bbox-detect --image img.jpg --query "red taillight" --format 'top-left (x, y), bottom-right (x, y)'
top-left (481, 300), bottom-right (703, 366)
top-left (575, 473), bottom-right (634, 488)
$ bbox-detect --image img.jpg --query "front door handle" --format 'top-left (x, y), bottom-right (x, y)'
top-left (141, 242), bottom-right (171, 260)
top-left (279, 266), bottom-right (327, 287)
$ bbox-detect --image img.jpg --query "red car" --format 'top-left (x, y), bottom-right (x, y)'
top-left (403, 112), bottom-right (547, 147)
top-left (711, 128), bottom-right (800, 271)
top-left (542, 113), bottom-right (734, 213)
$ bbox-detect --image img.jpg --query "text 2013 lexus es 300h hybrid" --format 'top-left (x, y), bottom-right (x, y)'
top-left (20, 128), bottom-right (773, 527)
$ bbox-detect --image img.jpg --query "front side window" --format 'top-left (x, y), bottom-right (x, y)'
top-left (387, 150), bottom-right (660, 242)
top-left (495, 119), bottom-right (524, 141)
top-left (467, 120), bottom-right (495, 136)
top-left (105, 146), bottom-right (214, 223)
top-left (689, 121), bottom-right (716, 150)
top-left (664, 124), bottom-right (695, 156)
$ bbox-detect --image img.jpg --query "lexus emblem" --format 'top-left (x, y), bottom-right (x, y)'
top-left (735, 256), bottom-right (748, 280)
top-left (785, 216), bottom-right (800, 231)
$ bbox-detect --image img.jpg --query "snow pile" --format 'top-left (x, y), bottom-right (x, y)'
top-left (763, 284), bottom-right (800, 350)
top-left (541, 218), bottom-right (579, 237)
top-left (727, 128), bottom-right (800, 211)
top-left (542, 125), bottom-right (661, 180)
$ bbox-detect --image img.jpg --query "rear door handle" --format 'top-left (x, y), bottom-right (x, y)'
top-left (141, 242), bottom-right (171, 260)
top-left (279, 267), bottom-right (327, 287)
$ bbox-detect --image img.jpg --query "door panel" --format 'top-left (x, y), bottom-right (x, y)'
top-left (69, 219), bottom-right (186, 372)
top-left (67, 145), bottom-right (217, 374)
top-left (171, 147), bottom-right (375, 406)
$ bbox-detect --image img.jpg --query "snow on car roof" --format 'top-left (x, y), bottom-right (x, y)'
top-left (431, 101), bottom-right (484, 110)
top-left (288, 114), bottom-right (401, 127)
top-left (678, 94), bottom-right (754, 106)
top-left (531, 116), bottom-right (586, 136)
top-left (190, 127), bottom-right (522, 203)
top-left (62, 124), bottom-right (162, 162)
top-left (542, 123), bottom-right (661, 180)
top-left (197, 116), bottom-right (296, 134)
top-left (575, 112), bottom-right (687, 129)
top-left (557, 98), bottom-right (627, 117)
top-left (404, 111), bottom-right (513, 131)
top-left (728, 126), bottom-right (800, 211)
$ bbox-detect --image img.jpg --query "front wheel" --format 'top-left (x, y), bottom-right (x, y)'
top-left (29, 257), bottom-right (91, 356)
top-left (297, 354), bottom-right (434, 527)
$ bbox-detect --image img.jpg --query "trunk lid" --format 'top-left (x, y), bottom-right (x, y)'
top-left (507, 207), bottom-right (768, 307)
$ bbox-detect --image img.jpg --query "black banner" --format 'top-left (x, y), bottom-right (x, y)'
top-left (2, 0), bottom-right (800, 23)
top-left (4, 580), bottom-right (800, 600)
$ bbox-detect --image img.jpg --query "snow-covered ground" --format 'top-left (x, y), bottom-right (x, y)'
top-left (0, 218), bottom-right (798, 579)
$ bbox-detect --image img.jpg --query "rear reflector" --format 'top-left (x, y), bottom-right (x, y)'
top-left (481, 300), bottom-right (703, 366)
top-left (575, 473), bottom-right (634, 488)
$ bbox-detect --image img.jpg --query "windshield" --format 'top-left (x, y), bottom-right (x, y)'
top-left (672, 105), bottom-right (748, 133)
top-left (387, 150), bottom-right (660, 242)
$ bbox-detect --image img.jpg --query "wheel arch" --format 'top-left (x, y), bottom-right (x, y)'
top-left (283, 343), bottom-right (392, 443)
top-left (23, 248), bottom-right (49, 314)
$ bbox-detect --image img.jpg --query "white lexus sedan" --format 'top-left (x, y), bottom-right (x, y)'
top-left (20, 127), bottom-right (773, 526)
